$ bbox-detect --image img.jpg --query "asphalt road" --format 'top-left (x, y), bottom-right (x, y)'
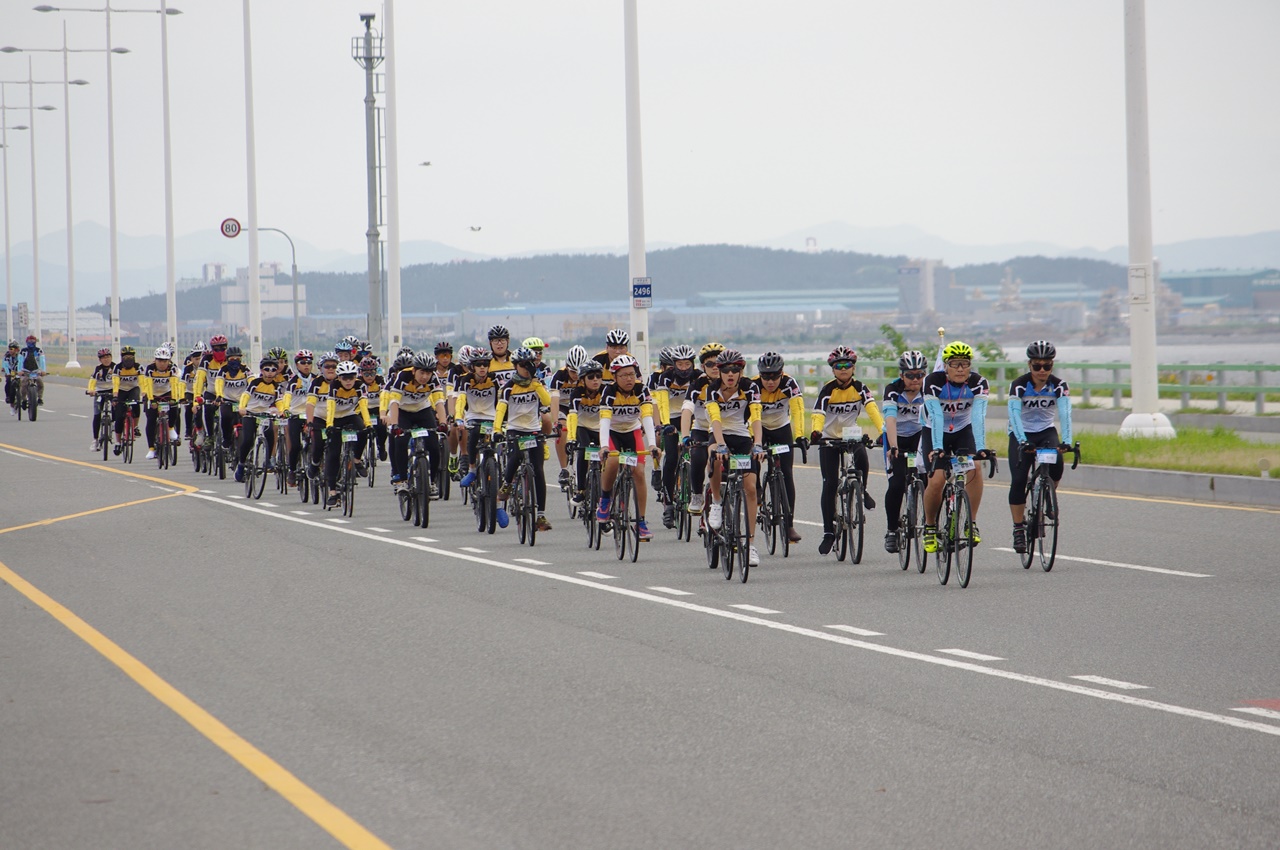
top-left (1, 380), bottom-right (1277, 850)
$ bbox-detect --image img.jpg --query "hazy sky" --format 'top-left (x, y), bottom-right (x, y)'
top-left (1, 0), bottom-right (1278, 265)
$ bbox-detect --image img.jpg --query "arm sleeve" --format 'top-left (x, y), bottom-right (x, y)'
top-left (1007, 397), bottom-right (1027, 443)
top-left (358, 397), bottom-right (372, 428)
top-left (454, 394), bottom-right (467, 421)
top-left (1059, 396), bottom-right (1073, 445)
top-left (238, 393), bottom-right (249, 414)
top-left (493, 400), bottom-right (508, 433)
top-left (923, 398), bottom-right (945, 452)
top-left (112, 373), bottom-right (121, 393)
top-left (652, 387), bottom-right (670, 426)
top-left (864, 398), bottom-right (884, 434)
top-left (192, 370), bottom-right (205, 397)
top-left (972, 395), bottom-right (988, 452)
top-left (87, 377), bottom-right (98, 394)
top-left (706, 401), bottom-right (722, 424)
top-left (325, 398), bottom-right (336, 428)
top-left (642, 416), bottom-right (656, 450)
top-left (789, 395), bottom-right (805, 441)
top-left (566, 411), bottom-right (578, 442)
top-left (215, 376), bottom-right (225, 399)
top-left (141, 375), bottom-right (154, 402)
top-left (748, 402), bottom-right (762, 426)
top-left (598, 406), bottom-right (612, 448)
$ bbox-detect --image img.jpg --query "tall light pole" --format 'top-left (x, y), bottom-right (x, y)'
top-left (2, 25), bottom-right (99, 367)
top-left (383, 0), bottom-right (402, 363)
top-left (259, 226), bottom-right (298, 351)
top-left (242, 0), bottom-right (261, 366)
top-left (1, 100), bottom-right (30, 344)
top-left (623, 0), bottom-right (650, 370)
top-left (352, 14), bottom-right (384, 356)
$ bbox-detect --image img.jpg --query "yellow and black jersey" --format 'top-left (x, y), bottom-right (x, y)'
top-left (548, 367), bottom-right (578, 416)
top-left (592, 349), bottom-right (621, 382)
top-left (386, 369), bottom-right (445, 414)
top-left (454, 374), bottom-right (499, 424)
top-left (565, 384), bottom-right (604, 441)
top-left (680, 373), bottom-right (716, 431)
top-left (215, 364), bottom-right (251, 406)
top-left (652, 368), bottom-right (699, 426)
top-left (360, 376), bottom-right (384, 415)
top-left (305, 378), bottom-right (332, 422)
top-left (181, 359), bottom-right (201, 400)
top-left (495, 380), bottom-right (552, 434)
top-left (87, 362), bottom-right (115, 395)
top-left (324, 383), bottom-right (373, 428)
top-left (812, 378), bottom-right (884, 440)
top-left (239, 375), bottom-right (288, 416)
top-left (111, 361), bottom-right (143, 394)
top-left (599, 383), bottom-right (654, 434)
top-left (192, 354), bottom-right (225, 398)
top-left (752, 373), bottom-right (805, 437)
top-left (143, 364), bottom-right (184, 401)
top-left (282, 371), bottom-right (314, 416)
top-left (488, 355), bottom-right (516, 385)
top-left (697, 380), bottom-right (762, 439)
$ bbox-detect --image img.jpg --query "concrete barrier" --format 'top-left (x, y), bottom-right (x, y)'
top-left (1058, 465), bottom-right (1280, 507)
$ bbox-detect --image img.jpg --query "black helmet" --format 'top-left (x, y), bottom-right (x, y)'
top-left (1027, 340), bottom-right (1056, 360)
top-left (434, 341), bottom-right (453, 355)
top-left (580, 359), bottom-right (604, 376)
top-left (757, 351), bottom-right (785, 373)
top-left (487, 324), bottom-right (509, 341)
top-left (412, 352), bottom-right (436, 371)
top-left (898, 350), bottom-right (928, 371)
top-left (716, 348), bottom-right (746, 368)
top-left (226, 346), bottom-right (243, 358)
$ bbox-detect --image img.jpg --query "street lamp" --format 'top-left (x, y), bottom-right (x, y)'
top-left (37, 2), bottom-right (179, 360)
top-left (1, 109), bottom-right (30, 344)
top-left (2, 24), bottom-right (99, 366)
top-left (259, 226), bottom-right (298, 351)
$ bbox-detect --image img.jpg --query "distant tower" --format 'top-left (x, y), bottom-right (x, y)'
top-left (805, 236), bottom-right (818, 254)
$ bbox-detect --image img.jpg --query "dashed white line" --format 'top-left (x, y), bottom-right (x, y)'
top-left (67, 413), bottom-right (88, 418)
top-left (199, 490), bottom-right (217, 494)
top-left (258, 502), bottom-right (276, 508)
top-left (365, 527), bottom-right (391, 533)
top-left (730, 604), bottom-right (781, 615)
top-left (459, 546), bottom-right (488, 553)
top-left (991, 548), bottom-right (1212, 578)
top-left (1071, 675), bottom-right (1149, 691)
top-left (1232, 707), bottom-right (1280, 721)
top-left (327, 518), bottom-right (349, 524)
top-left (291, 511), bottom-right (311, 515)
top-left (226, 494), bottom-right (244, 499)
top-left (410, 536), bottom-right (438, 543)
top-left (514, 558), bottom-right (550, 566)
top-left (824, 625), bottom-right (885, 637)
top-left (578, 571), bottom-right (616, 579)
top-left (938, 648), bottom-right (1006, 662)
top-left (794, 519), bottom-right (823, 527)
top-left (648, 587), bottom-right (694, 597)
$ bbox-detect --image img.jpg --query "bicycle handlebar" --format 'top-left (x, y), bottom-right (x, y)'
top-left (928, 449), bottom-right (999, 478)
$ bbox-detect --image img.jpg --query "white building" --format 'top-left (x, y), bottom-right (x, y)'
top-left (221, 262), bottom-right (306, 331)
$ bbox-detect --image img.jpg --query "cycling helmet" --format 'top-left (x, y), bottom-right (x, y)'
top-left (521, 336), bottom-right (546, 351)
top-left (359, 356), bottom-right (379, 372)
top-left (209, 334), bottom-right (228, 347)
top-left (396, 345), bottom-right (414, 357)
top-left (154, 346), bottom-right (173, 360)
top-left (605, 328), bottom-right (630, 347)
top-left (487, 324), bottom-right (509, 341)
top-left (565, 344), bottom-right (589, 371)
top-left (434, 341), bottom-right (453, 355)
top-left (470, 348), bottom-right (493, 364)
top-left (670, 344), bottom-right (696, 363)
top-left (827, 345), bottom-right (858, 366)
top-left (942, 341), bottom-right (974, 362)
top-left (580, 359), bottom-right (604, 377)
top-left (511, 346), bottom-right (538, 366)
top-left (412, 352), bottom-right (436, 371)
top-left (6, 340), bottom-right (17, 348)
top-left (699, 342), bottom-right (725, 363)
top-left (318, 351), bottom-right (339, 365)
top-left (610, 354), bottom-right (639, 374)
top-left (120, 345), bottom-right (136, 357)
top-left (716, 349), bottom-right (746, 368)
top-left (25, 334), bottom-right (37, 344)
top-left (1026, 340), bottom-right (1056, 361)
top-left (97, 347), bottom-right (112, 358)
top-left (294, 349), bottom-right (314, 363)
top-left (658, 346), bottom-right (675, 368)
top-left (259, 356), bottom-right (278, 370)
top-left (226, 346), bottom-right (243, 359)
top-left (267, 346), bottom-right (288, 360)
top-left (757, 351), bottom-right (785, 373)
top-left (334, 360), bottom-right (359, 377)
top-left (337, 335), bottom-right (360, 352)
top-left (189, 341), bottom-right (207, 355)
top-left (898, 350), bottom-right (928, 372)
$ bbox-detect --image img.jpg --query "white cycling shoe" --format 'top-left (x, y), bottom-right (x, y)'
top-left (707, 502), bottom-right (723, 530)
top-left (748, 545), bottom-right (760, 567)
top-left (145, 449), bottom-right (157, 460)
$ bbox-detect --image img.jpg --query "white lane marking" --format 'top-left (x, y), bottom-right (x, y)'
top-left (514, 558), bottom-right (549, 566)
top-left (648, 587), bottom-right (694, 596)
top-left (183, 493), bottom-right (1280, 740)
top-left (226, 494), bottom-right (244, 499)
top-left (410, 536), bottom-right (438, 543)
top-left (825, 625), bottom-right (885, 637)
top-left (1, 449), bottom-right (52, 463)
top-left (730, 604), bottom-right (781, 615)
top-left (578, 571), bottom-right (616, 579)
top-left (365, 527), bottom-right (391, 533)
top-left (199, 490), bottom-right (217, 494)
top-left (459, 546), bottom-right (487, 553)
top-left (991, 548), bottom-right (1212, 578)
top-left (1071, 675), bottom-right (1149, 690)
top-left (67, 413), bottom-right (88, 418)
top-left (794, 519), bottom-right (823, 527)
top-left (258, 502), bottom-right (276, 508)
top-left (328, 518), bottom-right (349, 524)
top-left (1232, 707), bottom-right (1280, 721)
top-left (938, 648), bottom-right (1006, 662)
top-left (291, 511), bottom-right (311, 515)
top-left (41, 409), bottom-right (56, 413)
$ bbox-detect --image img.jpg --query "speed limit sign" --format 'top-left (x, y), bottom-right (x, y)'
top-left (221, 218), bottom-right (241, 238)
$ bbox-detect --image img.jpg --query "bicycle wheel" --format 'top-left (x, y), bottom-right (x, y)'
top-left (897, 485), bottom-right (912, 571)
top-left (253, 442), bottom-right (268, 500)
top-left (400, 457), bottom-right (415, 521)
top-left (704, 502), bottom-right (719, 571)
top-left (156, 432), bottom-right (167, 470)
top-left (417, 454), bottom-right (432, 529)
top-left (101, 414), bottom-right (112, 462)
top-left (514, 472), bottom-right (529, 545)
top-left (483, 456), bottom-right (498, 534)
top-left (730, 487), bottom-right (750, 583)
top-left (954, 489), bottom-right (974, 588)
top-left (760, 472), bottom-right (778, 556)
top-left (677, 460), bottom-right (693, 542)
top-left (936, 492), bottom-right (952, 586)
top-left (1037, 480), bottom-right (1059, 572)
top-left (778, 472), bottom-right (793, 559)
top-left (366, 440), bottom-right (377, 488)
top-left (909, 481), bottom-right (926, 574)
top-left (436, 450), bottom-right (451, 502)
top-left (522, 464), bottom-right (538, 547)
top-left (836, 485), bottom-right (851, 562)
top-left (627, 471), bottom-right (641, 563)
top-left (721, 497), bottom-right (735, 581)
top-left (26, 383), bottom-right (37, 421)
top-left (342, 453), bottom-right (356, 517)
top-left (613, 474), bottom-right (631, 561)
top-left (851, 477), bottom-right (865, 565)
top-left (1020, 479), bottom-right (1038, 570)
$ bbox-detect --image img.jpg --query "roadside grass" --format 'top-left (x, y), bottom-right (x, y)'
top-left (1071, 427), bottom-right (1279, 479)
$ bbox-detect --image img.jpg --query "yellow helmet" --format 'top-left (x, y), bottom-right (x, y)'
top-left (699, 342), bottom-right (725, 363)
top-left (942, 341), bottom-right (974, 362)
top-left (521, 336), bottom-right (546, 351)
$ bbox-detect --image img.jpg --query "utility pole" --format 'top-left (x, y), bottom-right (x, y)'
top-left (353, 14), bottom-right (384, 355)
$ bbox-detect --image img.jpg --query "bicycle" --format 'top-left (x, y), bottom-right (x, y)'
top-left (154, 402), bottom-right (173, 470)
top-left (97, 395), bottom-right (115, 461)
top-left (273, 417), bottom-right (290, 496)
top-left (506, 433), bottom-right (545, 547)
top-left (117, 399), bottom-right (138, 465)
top-left (892, 450), bottom-right (927, 573)
top-left (672, 441), bottom-right (706, 544)
top-left (575, 442), bottom-right (605, 550)
top-left (468, 425), bottom-right (499, 535)
top-left (363, 429), bottom-right (378, 488)
top-left (185, 403), bottom-right (204, 472)
top-left (821, 434), bottom-right (874, 565)
top-left (243, 415), bottom-right (276, 500)
top-left (299, 424), bottom-right (323, 506)
top-left (201, 402), bottom-right (227, 480)
top-left (701, 450), bottom-right (754, 582)
top-left (928, 450), bottom-right (998, 588)
top-left (1020, 442), bottom-right (1080, 572)
top-left (398, 426), bottom-right (436, 528)
top-left (433, 427), bottom-right (451, 503)
top-left (607, 449), bottom-right (652, 563)
top-left (757, 440), bottom-right (800, 558)
top-left (329, 427), bottom-right (364, 517)
top-left (16, 370), bottom-right (42, 421)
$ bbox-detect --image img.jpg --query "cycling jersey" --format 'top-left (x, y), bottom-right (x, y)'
top-left (701, 380), bottom-right (763, 439)
top-left (753, 373), bottom-right (804, 438)
top-left (548, 368), bottom-right (578, 417)
top-left (111, 361), bottom-right (143, 394)
top-left (215, 363), bottom-right (251, 407)
top-left (652, 368), bottom-right (699, 426)
top-left (566, 384), bottom-right (603, 440)
top-left (881, 378), bottom-right (924, 439)
top-left (599, 382), bottom-right (657, 449)
top-left (1, 352), bottom-right (18, 377)
top-left (681, 373), bottom-right (715, 431)
top-left (323, 383), bottom-right (373, 428)
top-left (19, 346), bottom-right (45, 373)
top-left (360, 376), bottom-right (384, 417)
top-left (1008, 373), bottom-right (1072, 444)
top-left (239, 375), bottom-right (287, 416)
top-left (143, 364), bottom-right (184, 401)
top-left (454, 374), bottom-right (499, 424)
top-left (922, 371), bottom-right (990, 452)
top-left (283, 371), bottom-right (314, 416)
top-left (192, 354), bottom-right (225, 399)
top-left (87, 362), bottom-right (116, 395)
top-left (495, 380), bottom-right (552, 434)
top-left (812, 379), bottom-right (884, 440)
top-left (488, 355), bottom-right (515, 385)
top-left (305, 378), bottom-right (333, 422)
top-left (386, 370), bottom-right (445, 414)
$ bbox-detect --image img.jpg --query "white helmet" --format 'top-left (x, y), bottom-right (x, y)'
top-left (610, 354), bottom-right (639, 374)
top-left (335, 360), bottom-right (359, 377)
top-left (154, 345), bottom-right (174, 360)
top-left (565, 345), bottom-right (589, 371)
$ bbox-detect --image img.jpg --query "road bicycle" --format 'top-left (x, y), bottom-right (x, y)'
top-left (298, 424), bottom-right (323, 506)
top-left (432, 427), bottom-right (451, 504)
top-left (468, 425), bottom-right (499, 535)
top-left (757, 440), bottom-right (799, 558)
top-left (242, 414), bottom-right (278, 500)
top-left (892, 450), bottom-right (927, 573)
top-left (363, 429), bottom-right (378, 488)
top-left (701, 450), bottom-right (754, 582)
top-left (153, 402), bottom-right (174, 470)
top-left (117, 397), bottom-right (138, 465)
top-left (273, 417), bottom-right (290, 496)
top-left (97, 395), bottom-right (115, 461)
top-left (928, 450), bottom-right (998, 588)
top-left (575, 442), bottom-right (604, 550)
top-left (398, 426), bottom-right (436, 528)
top-left (506, 433), bottom-right (545, 547)
top-left (607, 448), bottom-right (651, 563)
top-left (16, 371), bottom-right (42, 420)
top-left (1020, 442), bottom-right (1080, 572)
top-left (329, 427), bottom-right (364, 518)
top-left (672, 441), bottom-right (706, 544)
top-left (201, 402), bottom-right (228, 480)
top-left (821, 434), bottom-right (874, 564)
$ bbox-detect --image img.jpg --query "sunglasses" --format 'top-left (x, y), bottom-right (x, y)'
top-left (720, 365), bottom-right (744, 374)
top-left (212, 344), bottom-right (228, 351)
top-left (296, 359), bottom-right (313, 365)
top-left (831, 361), bottom-right (855, 370)
top-left (758, 372), bottom-right (782, 380)
top-left (261, 366), bottom-right (278, 372)
top-left (947, 360), bottom-right (971, 368)
top-left (903, 371), bottom-right (926, 379)
top-left (321, 363), bottom-right (338, 369)
top-left (1030, 361), bottom-right (1054, 372)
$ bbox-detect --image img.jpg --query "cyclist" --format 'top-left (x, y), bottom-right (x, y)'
top-left (921, 341), bottom-right (993, 552)
top-left (592, 328), bottom-right (630, 381)
top-left (358, 355), bottom-right (389, 462)
top-left (16, 335), bottom-right (46, 408)
top-left (595, 353), bottom-right (660, 542)
top-left (305, 352), bottom-right (340, 484)
top-left (386, 351), bottom-right (448, 494)
top-left (321, 359), bottom-right (374, 506)
top-left (180, 342), bottom-right (206, 444)
top-left (455, 348), bottom-right (499, 480)
top-left (549, 344), bottom-right (589, 491)
top-left (521, 337), bottom-right (553, 385)
top-left (1007, 340), bottom-right (1073, 554)
top-left (565, 359), bottom-right (606, 508)
top-left (702, 348), bottom-right (765, 567)
top-left (678, 342), bottom-right (723, 516)
top-left (86, 347), bottom-right (115, 448)
top-left (486, 325), bottom-right (515, 385)
top-left (192, 334), bottom-right (230, 450)
top-left (110, 345), bottom-right (144, 455)
top-left (494, 347), bottom-right (556, 532)
top-left (2, 341), bottom-right (20, 411)
top-left (267, 346), bottom-right (291, 381)
top-left (142, 345), bottom-right (183, 460)
top-left (234, 356), bottom-right (288, 482)
top-left (215, 346), bottom-right (251, 460)
top-left (753, 350), bottom-right (805, 545)
top-left (336, 335), bottom-right (361, 363)
top-left (652, 344), bottom-right (699, 528)
top-left (434, 342), bottom-right (464, 476)
top-left (881, 350), bottom-right (928, 553)
top-left (811, 346), bottom-right (883, 555)
top-left (282, 349), bottom-right (314, 486)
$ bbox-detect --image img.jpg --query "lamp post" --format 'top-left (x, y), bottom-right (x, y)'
top-left (37, 3), bottom-right (178, 360)
top-left (623, 0), bottom-right (651, 370)
top-left (259, 226), bottom-right (298, 351)
top-left (1, 102), bottom-right (30, 344)
top-left (2, 25), bottom-right (99, 366)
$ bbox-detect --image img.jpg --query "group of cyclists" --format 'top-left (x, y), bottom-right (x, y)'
top-left (3, 335), bottom-right (47, 415)
top-left (75, 324), bottom-right (1074, 562)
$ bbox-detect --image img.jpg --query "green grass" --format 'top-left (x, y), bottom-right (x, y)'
top-left (1069, 427), bottom-right (1280, 479)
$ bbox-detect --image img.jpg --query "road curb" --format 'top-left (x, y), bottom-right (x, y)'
top-left (1062, 465), bottom-right (1280, 507)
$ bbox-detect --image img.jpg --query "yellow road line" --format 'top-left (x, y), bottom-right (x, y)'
top-left (0, 492), bottom-right (185, 536)
top-left (0, 556), bottom-right (393, 850)
top-left (0, 442), bottom-right (199, 493)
